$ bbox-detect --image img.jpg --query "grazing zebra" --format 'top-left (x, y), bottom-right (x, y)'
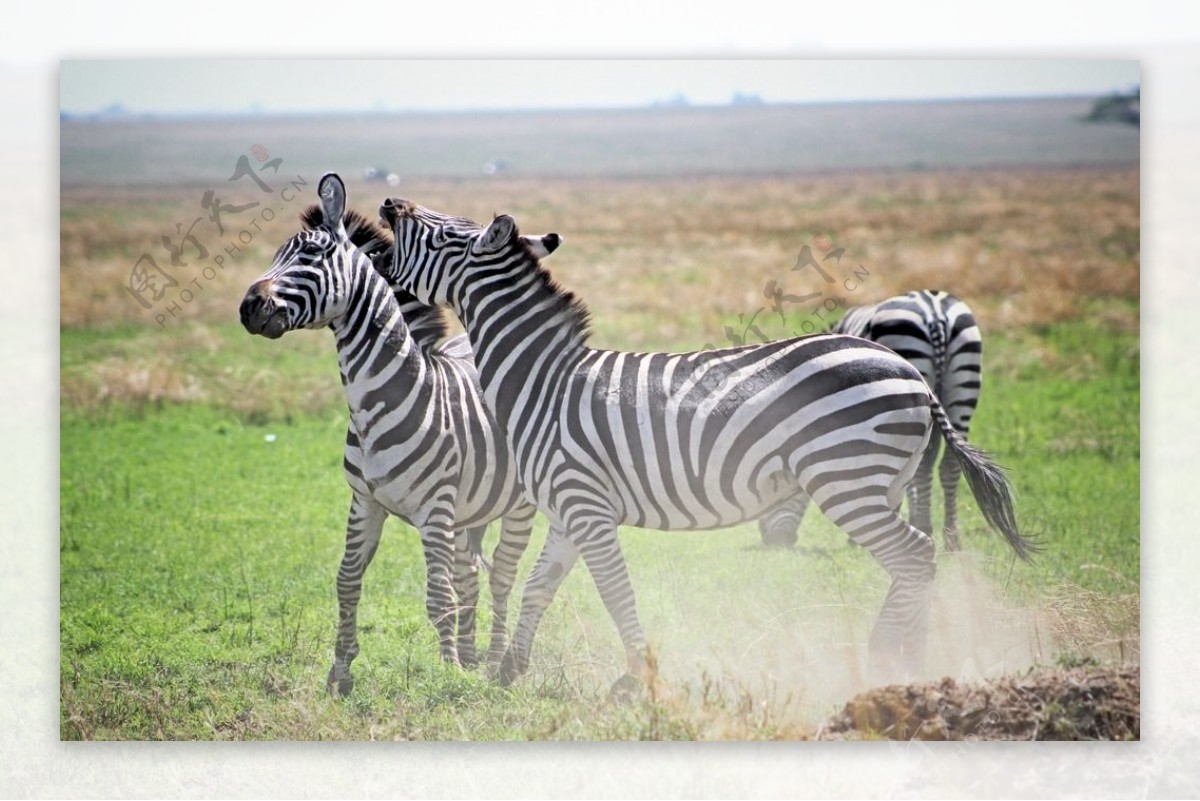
top-left (239, 174), bottom-right (560, 695)
top-left (378, 195), bottom-right (1033, 689)
top-left (759, 290), bottom-right (983, 552)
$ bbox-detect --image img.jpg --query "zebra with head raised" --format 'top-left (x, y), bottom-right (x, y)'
top-left (239, 174), bottom-right (560, 695)
top-left (760, 290), bottom-right (983, 552)
top-left (378, 195), bottom-right (1034, 690)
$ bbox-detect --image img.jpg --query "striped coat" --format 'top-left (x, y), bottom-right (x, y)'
top-left (239, 175), bottom-right (549, 694)
top-left (379, 194), bottom-right (1032, 688)
top-left (760, 290), bottom-right (983, 551)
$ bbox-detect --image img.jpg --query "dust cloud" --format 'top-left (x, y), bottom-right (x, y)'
top-left (619, 551), bottom-right (1133, 735)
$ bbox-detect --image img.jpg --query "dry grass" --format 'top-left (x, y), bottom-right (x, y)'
top-left (60, 166), bottom-right (1139, 417)
top-left (61, 167), bottom-right (1139, 341)
top-left (1041, 577), bottom-right (1140, 665)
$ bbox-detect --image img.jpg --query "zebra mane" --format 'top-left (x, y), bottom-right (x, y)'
top-left (300, 204), bottom-right (390, 257)
top-left (300, 204), bottom-right (449, 348)
top-left (510, 223), bottom-right (593, 347)
top-left (366, 243), bottom-right (450, 346)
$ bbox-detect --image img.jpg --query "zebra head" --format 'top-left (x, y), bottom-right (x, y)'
top-left (377, 196), bottom-right (561, 306)
top-left (241, 173), bottom-right (379, 339)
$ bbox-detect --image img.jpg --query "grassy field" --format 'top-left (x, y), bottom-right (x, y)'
top-left (60, 102), bottom-right (1139, 740)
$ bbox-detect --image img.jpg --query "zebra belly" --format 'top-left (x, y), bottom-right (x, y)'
top-left (353, 426), bottom-right (523, 528)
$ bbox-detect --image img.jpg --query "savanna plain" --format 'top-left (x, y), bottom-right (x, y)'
top-left (60, 99), bottom-right (1139, 739)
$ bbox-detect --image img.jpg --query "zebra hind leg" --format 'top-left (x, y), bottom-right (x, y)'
top-left (758, 492), bottom-right (809, 548)
top-left (907, 434), bottom-right (940, 537)
top-left (939, 443), bottom-right (964, 552)
top-left (824, 499), bottom-right (937, 683)
top-left (452, 527), bottom-right (483, 669)
top-left (498, 525), bottom-right (579, 686)
top-left (486, 504), bottom-right (535, 674)
top-left (327, 494), bottom-right (387, 697)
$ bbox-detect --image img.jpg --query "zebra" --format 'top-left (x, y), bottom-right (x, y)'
top-left (759, 290), bottom-right (983, 552)
top-left (238, 173), bottom-right (561, 695)
top-left (378, 195), bottom-right (1034, 690)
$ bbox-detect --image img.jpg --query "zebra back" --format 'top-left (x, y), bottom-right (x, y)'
top-left (832, 289), bottom-right (980, 413)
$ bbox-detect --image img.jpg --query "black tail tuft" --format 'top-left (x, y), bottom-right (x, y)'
top-left (932, 398), bottom-right (1038, 561)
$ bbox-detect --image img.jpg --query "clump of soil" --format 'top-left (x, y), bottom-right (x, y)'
top-left (817, 665), bottom-right (1139, 740)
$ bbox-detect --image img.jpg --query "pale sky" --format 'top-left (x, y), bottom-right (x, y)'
top-left (58, 60), bottom-right (1141, 115)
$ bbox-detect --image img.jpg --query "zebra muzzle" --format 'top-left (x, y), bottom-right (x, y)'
top-left (378, 197), bottom-right (416, 228)
top-left (239, 285), bottom-right (289, 339)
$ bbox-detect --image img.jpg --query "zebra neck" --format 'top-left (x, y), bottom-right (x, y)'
top-left (454, 262), bottom-right (588, 429)
top-left (330, 269), bottom-right (428, 432)
top-left (391, 286), bottom-right (448, 352)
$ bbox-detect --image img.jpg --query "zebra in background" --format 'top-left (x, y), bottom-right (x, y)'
top-left (760, 290), bottom-right (983, 552)
top-left (379, 195), bottom-right (1033, 690)
top-left (239, 174), bottom-right (560, 695)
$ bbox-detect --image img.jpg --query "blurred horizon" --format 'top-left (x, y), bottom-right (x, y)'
top-left (59, 95), bottom-right (1139, 186)
top-left (59, 59), bottom-right (1140, 117)
top-left (59, 90), bottom-right (1138, 121)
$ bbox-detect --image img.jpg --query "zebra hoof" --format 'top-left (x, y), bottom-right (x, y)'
top-left (608, 673), bottom-right (645, 704)
top-left (326, 671), bottom-right (355, 698)
top-left (866, 643), bottom-right (906, 688)
top-left (497, 650), bottom-right (526, 687)
top-left (458, 648), bottom-right (480, 670)
top-left (943, 529), bottom-right (962, 552)
top-left (760, 530), bottom-right (798, 549)
top-left (484, 649), bottom-right (506, 678)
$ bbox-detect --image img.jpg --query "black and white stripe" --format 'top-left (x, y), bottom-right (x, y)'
top-left (239, 174), bottom-right (552, 695)
top-left (379, 196), bottom-right (1032, 688)
top-left (760, 290), bottom-right (983, 551)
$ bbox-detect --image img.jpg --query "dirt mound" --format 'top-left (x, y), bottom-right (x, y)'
top-left (816, 665), bottom-right (1139, 740)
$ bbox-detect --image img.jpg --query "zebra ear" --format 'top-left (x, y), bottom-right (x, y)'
top-left (318, 173), bottom-right (347, 235)
top-left (522, 233), bottom-right (562, 260)
top-left (478, 214), bottom-right (517, 254)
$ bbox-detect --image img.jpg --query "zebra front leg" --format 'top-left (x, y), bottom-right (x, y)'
top-left (420, 522), bottom-right (461, 666)
top-left (453, 527), bottom-right (484, 669)
top-left (498, 525), bottom-right (578, 686)
top-left (328, 494), bottom-right (387, 697)
top-left (939, 446), bottom-right (964, 552)
top-left (486, 504), bottom-right (535, 672)
top-left (572, 524), bottom-right (650, 697)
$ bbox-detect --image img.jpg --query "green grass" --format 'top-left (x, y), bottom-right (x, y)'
top-left (58, 405), bottom-right (829, 740)
top-left (59, 316), bottom-right (1139, 739)
top-left (985, 321), bottom-right (1140, 594)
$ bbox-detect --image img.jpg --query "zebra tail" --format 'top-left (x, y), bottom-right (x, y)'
top-left (931, 397), bottom-right (1039, 561)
